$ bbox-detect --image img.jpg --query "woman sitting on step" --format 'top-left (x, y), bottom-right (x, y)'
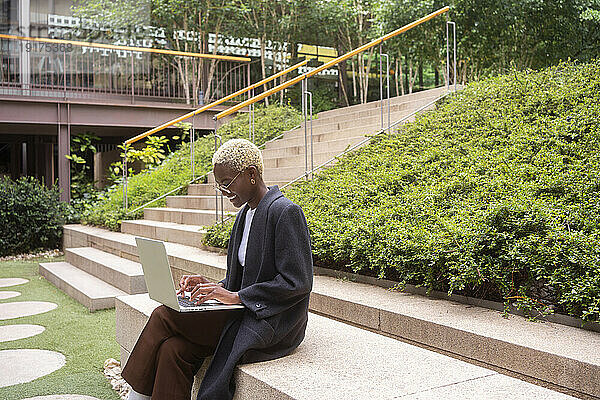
top-left (122, 138), bottom-right (314, 400)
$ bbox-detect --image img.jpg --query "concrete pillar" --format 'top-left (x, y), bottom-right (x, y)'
top-left (57, 103), bottom-right (70, 202)
top-left (94, 149), bottom-right (120, 189)
top-left (18, 0), bottom-right (31, 90)
top-left (10, 143), bottom-right (21, 179)
top-left (21, 142), bottom-right (27, 175)
top-left (44, 143), bottom-right (55, 187)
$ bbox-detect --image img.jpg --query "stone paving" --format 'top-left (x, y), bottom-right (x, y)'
top-left (0, 301), bottom-right (58, 320)
top-left (0, 291), bottom-right (20, 300)
top-left (0, 324), bottom-right (45, 343)
top-left (0, 277), bottom-right (96, 398)
top-left (22, 396), bottom-right (102, 400)
top-left (0, 278), bottom-right (28, 287)
top-left (0, 349), bottom-right (66, 387)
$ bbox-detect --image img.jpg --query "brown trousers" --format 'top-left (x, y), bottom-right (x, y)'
top-left (121, 305), bottom-right (243, 400)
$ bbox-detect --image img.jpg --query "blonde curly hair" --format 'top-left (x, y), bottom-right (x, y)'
top-left (212, 138), bottom-right (264, 175)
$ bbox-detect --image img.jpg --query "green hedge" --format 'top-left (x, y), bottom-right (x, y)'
top-left (82, 105), bottom-right (302, 230)
top-left (206, 60), bottom-right (600, 322)
top-left (0, 177), bottom-right (72, 256)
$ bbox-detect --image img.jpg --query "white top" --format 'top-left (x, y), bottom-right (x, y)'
top-left (237, 207), bottom-right (256, 267)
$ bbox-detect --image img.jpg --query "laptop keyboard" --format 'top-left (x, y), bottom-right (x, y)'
top-left (177, 296), bottom-right (197, 307)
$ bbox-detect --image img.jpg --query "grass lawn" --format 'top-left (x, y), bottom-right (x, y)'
top-left (0, 256), bottom-right (121, 400)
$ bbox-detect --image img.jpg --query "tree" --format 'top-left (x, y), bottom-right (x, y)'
top-left (73, 0), bottom-right (242, 104)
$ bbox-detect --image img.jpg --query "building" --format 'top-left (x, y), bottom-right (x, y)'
top-left (0, 0), bottom-right (250, 201)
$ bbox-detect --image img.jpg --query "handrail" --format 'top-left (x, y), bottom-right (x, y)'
top-left (280, 91), bottom-right (451, 190)
top-left (122, 59), bottom-right (310, 211)
top-left (0, 33), bottom-right (251, 62)
top-left (124, 59), bottom-right (308, 145)
top-left (212, 90), bottom-right (453, 225)
top-left (126, 171), bottom-right (210, 215)
top-left (215, 6), bottom-right (450, 120)
top-left (125, 127), bottom-right (294, 215)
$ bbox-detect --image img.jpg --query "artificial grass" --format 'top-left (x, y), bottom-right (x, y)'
top-left (0, 256), bottom-right (120, 400)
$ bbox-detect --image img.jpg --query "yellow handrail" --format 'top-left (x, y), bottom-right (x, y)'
top-left (0, 33), bottom-right (251, 62)
top-left (215, 6), bottom-right (449, 120)
top-left (124, 59), bottom-right (309, 145)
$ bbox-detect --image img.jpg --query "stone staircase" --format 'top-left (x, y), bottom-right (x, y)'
top-left (53, 224), bottom-right (599, 399)
top-left (38, 87), bottom-right (600, 398)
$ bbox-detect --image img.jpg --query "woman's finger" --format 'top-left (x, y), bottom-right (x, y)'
top-left (194, 289), bottom-right (217, 304)
top-left (190, 284), bottom-right (211, 299)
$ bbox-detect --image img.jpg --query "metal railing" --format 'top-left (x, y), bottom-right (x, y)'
top-left (122, 59), bottom-right (309, 211)
top-left (209, 90), bottom-right (454, 226)
top-left (121, 6), bottom-right (458, 219)
top-left (0, 33), bottom-right (250, 104)
top-left (211, 6), bottom-right (454, 221)
top-left (214, 6), bottom-right (451, 121)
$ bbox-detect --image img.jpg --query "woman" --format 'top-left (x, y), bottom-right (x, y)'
top-left (122, 138), bottom-right (314, 400)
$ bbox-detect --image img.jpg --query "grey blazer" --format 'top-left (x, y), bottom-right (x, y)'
top-left (196, 186), bottom-right (313, 400)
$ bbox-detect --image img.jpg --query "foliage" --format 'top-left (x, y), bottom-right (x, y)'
top-left (0, 177), bottom-right (72, 256)
top-left (285, 81), bottom-right (339, 114)
top-left (66, 131), bottom-right (101, 220)
top-left (82, 105), bottom-right (302, 230)
top-left (203, 219), bottom-right (235, 248)
top-left (109, 135), bottom-right (172, 185)
top-left (206, 60), bottom-right (600, 322)
top-left (72, 0), bottom-right (600, 106)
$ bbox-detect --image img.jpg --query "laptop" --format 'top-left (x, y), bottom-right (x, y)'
top-left (135, 237), bottom-right (245, 312)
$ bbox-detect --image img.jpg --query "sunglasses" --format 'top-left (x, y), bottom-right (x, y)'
top-left (213, 170), bottom-right (242, 195)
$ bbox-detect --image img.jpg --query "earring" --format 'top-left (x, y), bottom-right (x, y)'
top-left (251, 179), bottom-right (256, 184)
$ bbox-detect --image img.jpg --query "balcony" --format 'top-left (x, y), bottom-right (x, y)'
top-left (0, 35), bottom-right (250, 106)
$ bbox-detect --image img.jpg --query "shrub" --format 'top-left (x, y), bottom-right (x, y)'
top-left (205, 60), bottom-right (600, 322)
top-left (83, 104), bottom-right (302, 230)
top-left (203, 219), bottom-right (235, 249)
top-left (0, 177), bottom-right (72, 256)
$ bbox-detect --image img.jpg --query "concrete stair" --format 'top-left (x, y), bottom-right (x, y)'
top-left (116, 292), bottom-right (587, 399)
top-left (121, 219), bottom-right (206, 248)
top-left (166, 195), bottom-right (240, 212)
top-left (42, 85), bottom-right (596, 398)
top-left (316, 86), bottom-right (447, 119)
top-left (39, 261), bottom-right (126, 311)
top-left (60, 224), bottom-right (599, 398)
top-left (144, 207), bottom-right (235, 226)
top-left (65, 247), bottom-right (146, 294)
top-left (187, 182), bottom-right (288, 196)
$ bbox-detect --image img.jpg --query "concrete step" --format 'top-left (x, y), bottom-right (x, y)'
top-left (264, 125), bottom-right (372, 151)
top-left (39, 261), bottom-right (126, 311)
top-left (261, 134), bottom-right (366, 160)
top-left (65, 247), bottom-right (146, 294)
top-left (64, 224), bottom-right (599, 397)
top-left (276, 105), bottom-right (426, 141)
top-left (121, 219), bottom-right (206, 248)
top-left (316, 86), bottom-right (447, 119)
top-left (144, 207), bottom-right (235, 226)
top-left (187, 182), bottom-right (288, 196)
top-left (63, 224), bottom-right (228, 283)
top-left (309, 274), bottom-right (600, 399)
top-left (262, 138), bottom-right (369, 181)
top-left (166, 195), bottom-right (240, 212)
top-left (307, 94), bottom-right (440, 126)
top-left (116, 294), bottom-right (575, 400)
top-left (263, 150), bottom-right (343, 169)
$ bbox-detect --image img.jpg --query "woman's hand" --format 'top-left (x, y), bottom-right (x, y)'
top-left (190, 283), bottom-right (241, 305)
top-left (176, 275), bottom-right (212, 296)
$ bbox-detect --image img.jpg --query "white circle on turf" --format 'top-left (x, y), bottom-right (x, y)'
top-left (0, 291), bottom-right (21, 300)
top-left (0, 324), bottom-right (45, 343)
top-left (22, 396), bottom-right (102, 400)
top-left (0, 278), bottom-right (29, 288)
top-left (0, 301), bottom-right (57, 320)
top-left (0, 349), bottom-right (65, 387)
